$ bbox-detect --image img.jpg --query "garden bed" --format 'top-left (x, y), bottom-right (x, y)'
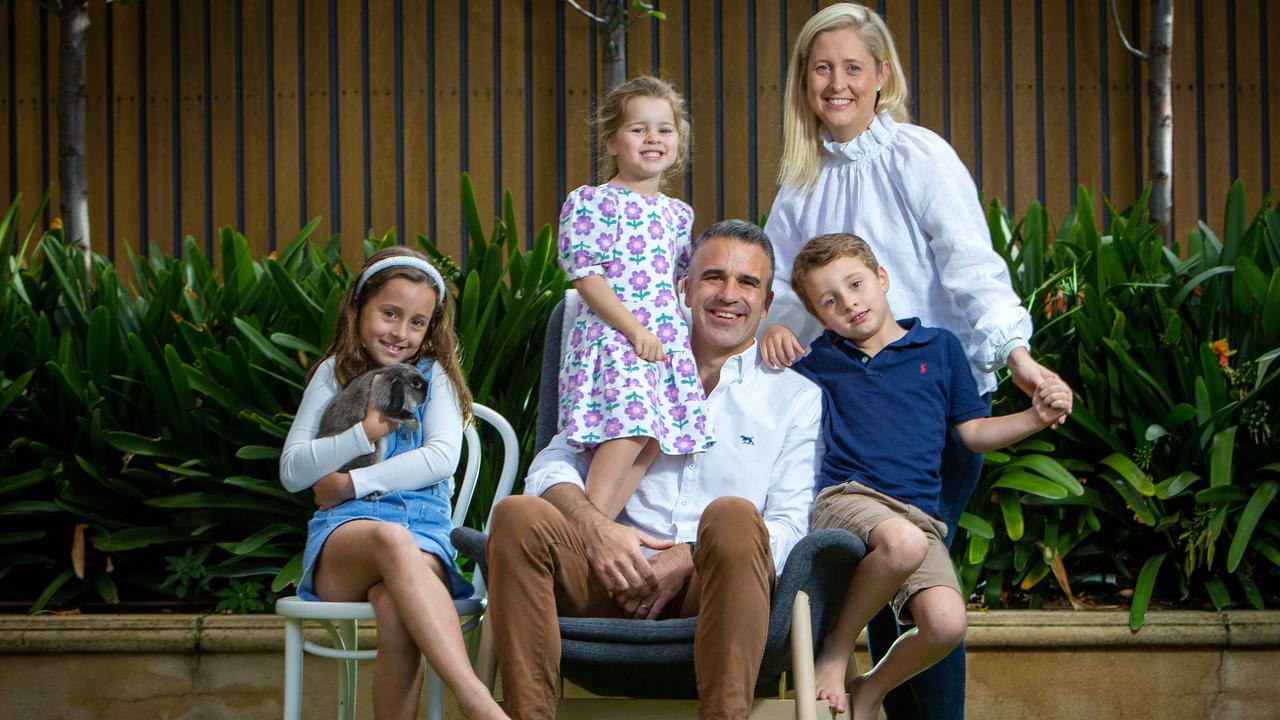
top-left (1, 609), bottom-right (1276, 719)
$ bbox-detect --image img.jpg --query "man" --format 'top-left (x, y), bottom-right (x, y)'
top-left (487, 220), bottom-right (823, 719)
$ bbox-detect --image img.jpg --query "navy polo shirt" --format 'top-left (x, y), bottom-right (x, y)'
top-left (794, 318), bottom-right (990, 519)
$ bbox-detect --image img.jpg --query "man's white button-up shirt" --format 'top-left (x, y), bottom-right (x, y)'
top-left (524, 342), bottom-right (823, 573)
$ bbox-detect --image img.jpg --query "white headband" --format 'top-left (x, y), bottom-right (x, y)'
top-left (355, 256), bottom-right (448, 304)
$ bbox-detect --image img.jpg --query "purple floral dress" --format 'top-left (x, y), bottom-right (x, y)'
top-left (556, 184), bottom-right (714, 455)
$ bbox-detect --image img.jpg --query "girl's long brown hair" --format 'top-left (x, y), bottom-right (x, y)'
top-left (312, 247), bottom-right (474, 422)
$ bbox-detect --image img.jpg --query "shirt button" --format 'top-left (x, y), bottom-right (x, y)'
top-left (687, 462), bottom-right (695, 470)
top-left (681, 499), bottom-right (690, 505)
top-left (861, 356), bottom-right (869, 364)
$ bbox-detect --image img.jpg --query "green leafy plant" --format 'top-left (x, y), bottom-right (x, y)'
top-left (959, 182), bottom-right (1280, 629)
top-left (0, 172), bottom-right (565, 611)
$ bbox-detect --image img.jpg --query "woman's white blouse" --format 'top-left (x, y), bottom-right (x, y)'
top-left (278, 357), bottom-right (464, 498)
top-left (764, 112), bottom-right (1032, 395)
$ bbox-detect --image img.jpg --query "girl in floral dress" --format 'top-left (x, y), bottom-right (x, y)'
top-left (556, 76), bottom-right (713, 521)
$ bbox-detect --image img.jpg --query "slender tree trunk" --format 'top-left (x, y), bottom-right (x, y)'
top-left (1147, 0), bottom-right (1174, 242)
top-left (58, 0), bottom-right (92, 269)
top-left (602, 0), bottom-right (626, 93)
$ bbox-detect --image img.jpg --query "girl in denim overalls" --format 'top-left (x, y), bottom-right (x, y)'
top-left (279, 247), bottom-right (507, 719)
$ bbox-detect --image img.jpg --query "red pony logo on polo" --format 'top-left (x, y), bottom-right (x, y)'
top-left (919, 363), bottom-right (927, 375)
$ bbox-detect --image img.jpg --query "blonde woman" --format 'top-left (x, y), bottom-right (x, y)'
top-left (760, 4), bottom-right (1070, 720)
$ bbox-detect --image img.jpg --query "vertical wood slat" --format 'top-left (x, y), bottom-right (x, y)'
top-left (755, 0), bottom-right (783, 221)
top-left (145, 2), bottom-right (173, 257)
top-left (3, 0), bottom-right (1277, 268)
top-left (335, 0), bottom-right (362, 265)
top-left (498, 0), bottom-right (528, 244)
top-left (978, 0), bottom-right (1008, 206)
top-left (85, 1), bottom-right (110, 257)
top-left (302, 0), bottom-right (330, 245)
top-left (431, 0), bottom-right (460, 260)
top-left (368, 0), bottom-right (398, 243)
top-left (720, 1), bottom-right (749, 223)
top-left (207, 2), bottom-right (236, 258)
top-left (402, 0), bottom-right (430, 246)
top-left (1, 3), bottom-right (10, 208)
top-left (110, 1), bottom-right (140, 260)
top-left (14, 3), bottom-right (44, 235)
top-left (1171, 0), bottom-right (1199, 237)
top-left (240, 0), bottom-right (270, 259)
top-left (1104, 0), bottom-right (1138, 214)
top-left (272, 0), bottom-right (301, 248)
top-left (1200, 0), bottom-right (1230, 229)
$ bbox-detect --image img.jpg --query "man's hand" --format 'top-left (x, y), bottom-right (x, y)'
top-left (618, 543), bottom-right (694, 619)
top-left (582, 519), bottom-right (673, 598)
top-left (760, 324), bottom-right (806, 369)
top-left (313, 471), bottom-right (355, 510)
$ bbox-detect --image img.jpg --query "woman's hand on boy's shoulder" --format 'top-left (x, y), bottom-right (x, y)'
top-left (761, 325), bottom-right (806, 369)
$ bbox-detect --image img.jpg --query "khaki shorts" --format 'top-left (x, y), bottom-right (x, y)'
top-left (812, 480), bottom-right (961, 625)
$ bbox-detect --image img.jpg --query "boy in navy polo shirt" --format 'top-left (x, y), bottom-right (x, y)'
top-left (789, 233), bottom-right (1072, 719)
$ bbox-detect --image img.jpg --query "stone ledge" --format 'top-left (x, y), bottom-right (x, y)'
top-left (1, 609), bottom-right (1276, 654)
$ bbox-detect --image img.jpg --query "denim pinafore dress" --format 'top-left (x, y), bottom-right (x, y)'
top-left (297, 359), bottom-right (473, 601)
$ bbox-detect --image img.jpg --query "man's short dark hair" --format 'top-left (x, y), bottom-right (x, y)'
top-left (690, 219), bottom-right (776, 290)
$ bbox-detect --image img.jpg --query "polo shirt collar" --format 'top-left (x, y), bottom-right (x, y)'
top-left (825, 317), bottom-right (937, 355)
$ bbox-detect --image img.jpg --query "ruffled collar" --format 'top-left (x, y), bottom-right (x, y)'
top-left (820, 111), bottom-right (899, 163)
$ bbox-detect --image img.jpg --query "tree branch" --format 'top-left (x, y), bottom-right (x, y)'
top-left (1110, 0), bottom-right (1149, 60)
top-left (565, 0), bottom-right (607, 24)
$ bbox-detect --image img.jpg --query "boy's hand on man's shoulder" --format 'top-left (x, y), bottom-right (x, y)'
top-left (761, 325), bottom-right (807, 369)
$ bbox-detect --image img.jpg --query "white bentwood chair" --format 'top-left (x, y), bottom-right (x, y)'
top-left (274, 403), bottom-right (518, 720)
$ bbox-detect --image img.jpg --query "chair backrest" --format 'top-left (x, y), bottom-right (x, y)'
top-left (451, 403), bottom-right (520, 530)
top-left (534, 292), bottom-right (579, 454)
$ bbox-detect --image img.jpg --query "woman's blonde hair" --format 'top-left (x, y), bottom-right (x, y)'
top-left (313, 246), bottom-right (474, 422)
top-left (778, 3), bottom-right (909, 187)
top-left (595, 75), bottom-right (692, 186)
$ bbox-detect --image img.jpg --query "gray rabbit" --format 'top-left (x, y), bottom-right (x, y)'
top-left (317, 363), bottom-right (430, 471)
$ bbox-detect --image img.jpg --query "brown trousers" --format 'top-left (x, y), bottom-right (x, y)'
top-left (487, 494), bottom-right (775, 720)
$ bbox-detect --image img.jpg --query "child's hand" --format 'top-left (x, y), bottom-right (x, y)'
top-left (361, 376), bottom-right (400, 442)
top-left (1032, 374), bottom-right (1074, 429)
top-left (313, 471), bottom-right (355, 510)
top-left (628, 328), bottom-right (668, 363)
top-left (761, 324), bottom-right (806, 369)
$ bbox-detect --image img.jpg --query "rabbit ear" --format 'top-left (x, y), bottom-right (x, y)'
top-left (387, 375), bottom-right (405, 415)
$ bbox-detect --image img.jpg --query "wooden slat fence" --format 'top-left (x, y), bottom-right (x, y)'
top-left (1, 0), bottom-right (1276, 269)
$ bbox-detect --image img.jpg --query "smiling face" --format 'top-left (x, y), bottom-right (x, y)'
top-left (357, 277), bottom-right (439, 367)
top-left (683, 236), bottom-right (773, 360)
top-left (801, 254), bottom-right (897, 349)
top-left (606, 95), bottom-right (680, 190)
top-left (805, 26), bottom-right (889, 143)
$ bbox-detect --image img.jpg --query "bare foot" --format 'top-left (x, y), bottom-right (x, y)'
top-left (814, 649), bottom-right (852, 714)
top-left (847, 675), bottom-right (883, 720)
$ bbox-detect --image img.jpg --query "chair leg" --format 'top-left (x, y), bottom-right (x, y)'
top-left (283, 617), bottom-right (304, 720)
top-left (475, 617), bottom-right (498, 692)
top-left (790, 590), bottom-right (816, 720)
top-left (424, 664), bottom-right (445, 720)
top-left (337, 619), bottom-right (359, 720)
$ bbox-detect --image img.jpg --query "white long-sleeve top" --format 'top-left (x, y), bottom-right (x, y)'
top-left (523, 342), bottom-right (823, 574)
top-left (278, 357), bottom-right (464, 498)
top-left (764, 112), bottom-right (1033, 395)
